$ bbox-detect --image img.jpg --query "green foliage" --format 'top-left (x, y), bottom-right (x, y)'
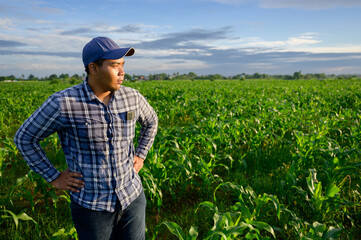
top-left (0, 79), bottom-right (360, 239)
top-left (51, 227), bottom-right (78, 240)
top-left (0, 209), bottom-right (37, 230)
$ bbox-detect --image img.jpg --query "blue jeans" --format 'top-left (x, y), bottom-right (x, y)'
top-left (70, 191), bottom-right (146, 240)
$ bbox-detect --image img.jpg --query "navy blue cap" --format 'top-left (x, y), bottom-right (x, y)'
top-left (82, 37), bottom-right (135, 67)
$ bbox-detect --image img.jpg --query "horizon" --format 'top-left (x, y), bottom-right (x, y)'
top-left (1, 0), bottom-right (361, 78)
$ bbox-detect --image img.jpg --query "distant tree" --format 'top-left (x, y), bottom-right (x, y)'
top-left (293, 71), bottom-right (303, 80)
top-left (71, 74), bottom-right (82, 80)
top-left (315, 73), bottom-right (326, 80)
top-left (253, 73), bottom-right (261, 79)
top-left (68, 74), bottom-right (82, 85)
top-left (305, 74), bottom-right (312, 79)
top-left (188, 72), bottom-right (197, 79)
top-left (59, 73), bottom-right (69, 79)
top-left (28, 74), bottom-right (36, 81)
top-left (284, 75), bottom-right (293, 80)
top-left (49, 74), bottom-right (58, 80)
top-left (232, 74), bottom-right (241, 79)
top-left (124, 73), bottom-right (132, 81)
top-left (159, 73), bottom-right (169, 80)
top-left (213, 74), bottom-right (224, 80)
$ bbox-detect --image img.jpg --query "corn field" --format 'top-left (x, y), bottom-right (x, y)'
top-left (1, 79), bottom-right (360, 239)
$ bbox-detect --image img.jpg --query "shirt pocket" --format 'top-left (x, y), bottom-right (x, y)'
top-left (114, 111), bottom-right (136, 141)
top-left (73, 117), bottom-right (108, 142)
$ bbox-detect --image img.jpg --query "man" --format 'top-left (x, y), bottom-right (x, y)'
top-left (14, 36), bottom-right (158, 239)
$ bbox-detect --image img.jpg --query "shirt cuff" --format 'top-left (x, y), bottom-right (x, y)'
top-left (42, 167), bottom-right (61, 183)
top-left (135, 148), bottom-right (148, 160)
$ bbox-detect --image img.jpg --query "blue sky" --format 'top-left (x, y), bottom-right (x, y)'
top-left (1, 0), bottom-right (361, 78)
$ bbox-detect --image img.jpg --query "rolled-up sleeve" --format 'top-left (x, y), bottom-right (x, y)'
top-left (135, 94), bottom-right (158, 160)
top-left (14, 95), bottom-right (63, 182)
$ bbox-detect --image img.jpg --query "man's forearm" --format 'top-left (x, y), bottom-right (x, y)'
top-left (14, 95), bottom-right (62, 182)
top-left (14, 130), bottom-right (61, 182)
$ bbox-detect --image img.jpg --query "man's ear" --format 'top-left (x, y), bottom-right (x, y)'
top-left (88, 63), bottom-right (98, 75)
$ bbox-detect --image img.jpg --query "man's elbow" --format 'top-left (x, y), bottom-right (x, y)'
top-left (13, 127), bottom-right (32, 151)
top-left (13, 128), bottom-right (22, 148)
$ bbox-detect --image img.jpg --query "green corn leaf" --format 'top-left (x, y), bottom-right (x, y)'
top-left (247, 220), bottom-right (275, 238)
top-left (224, 212), bottom-right (234, 227)
top-left (322, 226), bottom-right (342, 240)
top-left (198, 201), bottom-right (218, 212)
top-left (311, 222), bottom-right (327, 235)
top-left (211, 231), bottom-right (228, 240)
top-left (188, 226), bottom-right (198, 240)
top-left (51, 228), bottom-right (66, 237)
top-left (162, 221), bottom-right (186, 240)
top-left (267, 195), bottom-right (281, 220)
top-left (0, 210), bottom-right (36, 229)
top-left (1, 210), bottom-right (18, 228)
top-left (245, 232), bottom-right (258, 239)
top-left (224, 225), bottom-right (247, 237)
top-left (325, 184), bottom-right (340, 198)
top-left (16, 212), bottom-right (35, 222)
top-left (306, 169), bottom-right (317, 195)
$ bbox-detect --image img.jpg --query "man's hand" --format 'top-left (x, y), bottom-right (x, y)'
top-left (50, 168), bottom-right (85, 193)
top-left (133, 156), bottom-right (144, 173)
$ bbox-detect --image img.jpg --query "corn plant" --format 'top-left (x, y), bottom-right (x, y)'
top-left (1, 79), bottom-right (361, 239)
top-left (51, 227), bottom-right (78, 240)
top-left (300, 222), bottom-right (343, 240)
top-left (0, 209), bottom-right (39, 236)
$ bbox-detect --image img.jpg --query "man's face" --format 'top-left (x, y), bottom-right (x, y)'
top-left (97, 58), bottom-right (125, 92)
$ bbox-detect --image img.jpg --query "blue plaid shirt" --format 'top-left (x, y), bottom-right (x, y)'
top-left (14, 79), bottom-right (158, 212)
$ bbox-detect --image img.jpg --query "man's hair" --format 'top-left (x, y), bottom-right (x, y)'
top-left (85, 59), bottom-right (105, 75)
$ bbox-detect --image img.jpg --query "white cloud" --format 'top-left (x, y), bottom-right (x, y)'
top-left (0, 17), bottom-right (16, 31)
top-left (296, 45), bottom-right (361, 53)
top-left (318, 66), bottom-right (360, 74)
top-left (212, 32), bottom-right (361, 56)
top-left (286, 33), bottom-right (321, 46)
top-left (242, 33), bottom-right (321, 50)
top-left (258, 0), bottom-right (361, 10)
top-left (247, 62), bottom-right (277, 69)
top-left (0, 55), bottom-right (83, 77)
top-left (127, 58), bottom-right (209, 72)
top-left (277, 54), bottom-right (361, 64)
top-left (138, 49), bottom-right (190, 57)
top-left (211, 0), bottom-right (361, 9)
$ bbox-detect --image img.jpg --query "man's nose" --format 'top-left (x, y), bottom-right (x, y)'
top-left (118, 67), bottom-right (124, 75)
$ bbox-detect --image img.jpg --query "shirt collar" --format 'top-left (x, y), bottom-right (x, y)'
top-left (82, 77), bottom-right (97, 101)
top-left (113, 88), bottom-right (121, 99)
top-left (82, 77), bottom-right (122, 101)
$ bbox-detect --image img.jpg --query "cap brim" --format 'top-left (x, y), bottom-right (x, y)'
top-left (102, 47), bottom-right (135, 60)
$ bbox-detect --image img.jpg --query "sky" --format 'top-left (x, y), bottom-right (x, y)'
top-left (1, 0), bottom-right (361, 78)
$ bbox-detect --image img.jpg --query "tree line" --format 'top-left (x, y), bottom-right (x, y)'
top-left (1, 71), bottom-right (360, 82)
top-left (0, 73), bottom-right (84, 82)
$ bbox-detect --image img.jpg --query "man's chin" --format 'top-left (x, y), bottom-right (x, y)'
top-left (110, 84), bottom-right (121, 92)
